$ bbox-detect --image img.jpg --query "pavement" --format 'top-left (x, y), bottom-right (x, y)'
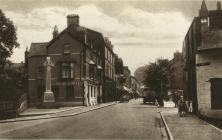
top-left (0, 101), bottom-right (117, 123)
top-left (19, 106), bottom-right (82, 117)
top-left (161, 106), bottom-right (222, 140)
top-left (0, 99), bottom-right (170, 139)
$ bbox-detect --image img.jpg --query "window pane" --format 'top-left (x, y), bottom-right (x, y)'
top-left (70, 69), bottom-right (73, 78)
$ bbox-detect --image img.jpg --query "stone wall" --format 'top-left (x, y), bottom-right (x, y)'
top-left (196, 50), bottom-right (222, 118)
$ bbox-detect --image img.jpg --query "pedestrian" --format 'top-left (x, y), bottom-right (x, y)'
top-left (178, 96), bottom-right (188, 116)
top-left (172, 92), bottom-right (179, 108)
top-left (157, 93), bottom-right (164, 107)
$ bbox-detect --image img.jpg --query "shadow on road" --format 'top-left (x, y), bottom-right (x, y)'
top-left (142, 103), bottom-right (156, 105)
top-left (132, 106), bottom-right (157, 109)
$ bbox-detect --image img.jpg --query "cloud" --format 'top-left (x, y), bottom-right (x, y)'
top-left (4, 4), bottom-right (190, 73)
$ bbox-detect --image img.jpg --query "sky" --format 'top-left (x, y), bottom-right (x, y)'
top-left (0, 0), bottom-right (219, 74)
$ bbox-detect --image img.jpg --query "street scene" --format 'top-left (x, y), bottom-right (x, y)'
top-left (1, 0), bottom-right (222, 139)
top-left (0, 100), bottom-right (170, 139)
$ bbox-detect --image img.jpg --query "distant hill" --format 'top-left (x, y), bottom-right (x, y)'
top-left (134, 65), bottom-right (149, 84)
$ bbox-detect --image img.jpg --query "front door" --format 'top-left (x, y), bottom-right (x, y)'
top-left (211, 78), bottom-right (222, 109)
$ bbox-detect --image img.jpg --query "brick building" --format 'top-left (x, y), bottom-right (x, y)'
top-left (26, 14), bottom-right (107, 107)
top-left (102, 38), bottom-right (117, 102)
top-left (183, 0), bottom-right (222, 118)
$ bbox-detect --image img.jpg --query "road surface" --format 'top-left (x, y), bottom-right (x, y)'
top-left (0, 99), bottom-right (170, 139)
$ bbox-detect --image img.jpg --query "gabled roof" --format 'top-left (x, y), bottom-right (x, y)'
top-left (29, 42), bottom-right (48, 57)
top-left (46, 24), bottom-right (105, 52)
top-left (29, 24), bottom-right (106, 57)
top-left (66, 25), bottom-right (105, 51)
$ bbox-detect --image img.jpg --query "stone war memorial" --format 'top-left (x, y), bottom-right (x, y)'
top-left (41, 56), bottom-right (57, 108)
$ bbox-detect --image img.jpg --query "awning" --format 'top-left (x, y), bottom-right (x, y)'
top-left (123, 86), bottom-right (133, 94)
top-left (89, 60), bottom-right (95, 65)
top-left (97, 65), bottom-right (103, 70)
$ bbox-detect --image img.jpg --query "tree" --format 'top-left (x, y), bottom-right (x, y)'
top-left (134, 65), bottom-right (148, 83)
top-left (143, 58), bottom-right (172, 106)
top-left (0, 9), bottom-right (22, 101)
top-left (0, 9), bottom-right (19, 72)
top-left (0, 63), bottom-right (27, 101)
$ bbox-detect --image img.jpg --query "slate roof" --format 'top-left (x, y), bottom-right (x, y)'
top-left (65, 25), bottom-right (106, 51)
top-left (28, 24), bottom-right (106, 57)
top-left (28, 42), bottom-right (48, 57)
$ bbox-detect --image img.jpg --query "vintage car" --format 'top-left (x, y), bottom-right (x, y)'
top-left (142, 88), bottom-right (157, 105)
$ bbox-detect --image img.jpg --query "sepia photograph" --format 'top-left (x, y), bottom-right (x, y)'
top-left (1, 0), bottom-right (222, 139)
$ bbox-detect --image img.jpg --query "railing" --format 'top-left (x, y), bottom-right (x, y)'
top-left (0, 101), bottom-right (17, 119)
top-left (0, 94), bottom-right (27, 119)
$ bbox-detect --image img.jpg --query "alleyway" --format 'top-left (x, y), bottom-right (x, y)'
top-left (0, 99), bottom-right (170, 139)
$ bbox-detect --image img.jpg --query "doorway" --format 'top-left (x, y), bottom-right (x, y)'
top-left (211, 78), bottom-right (222, 109)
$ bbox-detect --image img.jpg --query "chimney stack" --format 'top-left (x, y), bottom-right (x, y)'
top-left (217, 1), bottom-right (221, 10)
top-left (67, 14), bottom-right (79, 27)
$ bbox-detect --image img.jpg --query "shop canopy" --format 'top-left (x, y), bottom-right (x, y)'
top-left (123, 86), bottom-right (133, 94)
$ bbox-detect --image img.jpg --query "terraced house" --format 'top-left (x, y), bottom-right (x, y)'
top-left (26, 14), bottom-right (108, 107)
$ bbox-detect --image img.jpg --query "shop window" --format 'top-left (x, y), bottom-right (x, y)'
top-left (89, 64), bottom-right (95, 80)
top-left (97, 70), bottom-right (102, 81)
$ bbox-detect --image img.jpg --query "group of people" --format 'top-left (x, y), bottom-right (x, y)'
top-left (172, 92), bottom-right (188, 116)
